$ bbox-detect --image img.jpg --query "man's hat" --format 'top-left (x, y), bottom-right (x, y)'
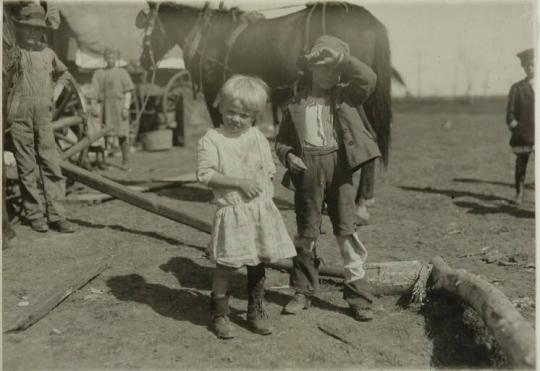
top-left (516, 48), bottom-right (534, 63)
top-left (13, 3), bottom-right (48, 28)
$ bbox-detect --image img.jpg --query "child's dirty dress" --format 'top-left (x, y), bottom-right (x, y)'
top-left (197, 126), bottom-right (296, 268)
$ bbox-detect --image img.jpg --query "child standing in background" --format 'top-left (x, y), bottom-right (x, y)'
top-left (197, 75), bottom-right (296, 339)
top-left (91, 48), bottom-right (134, 171)
top-left (506, 48), bottom-right (534, 205)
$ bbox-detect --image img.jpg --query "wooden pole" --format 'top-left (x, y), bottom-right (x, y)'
top-left (60, 162), bottom-right (213, 234)
top-left (52, 116), bottom-right (84, 131)
top-left (430, 256), bottom-right (535, 368)
top-left (61, 127), bottom-right (112, 160)
top-left (4, 263), bottom-right (107, 333)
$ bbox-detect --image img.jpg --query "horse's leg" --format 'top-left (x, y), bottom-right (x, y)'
top-left (202, 88), bottom-right (221, 128)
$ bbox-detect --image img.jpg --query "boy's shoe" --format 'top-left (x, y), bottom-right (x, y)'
top-left (282, 292), bottom-right (311, 314)
top-left (120, 164), bottom-right (131, 172)
top-left (512, 192), bottom-right (524, 206)
top-left (30, 219), bottom-right (48, 233)
top-left (363, 198), bottom-right (376, 208)
top-left (97, 161), bottom-right (109, 170)
top-left (349, 305), bottom-right (374, 321)
top-left (344, 279), bottom-right (376, 322)
top-left (49, 220), bottom-right (75, 233)
top-left (212, 315), bottom-right (235, 339)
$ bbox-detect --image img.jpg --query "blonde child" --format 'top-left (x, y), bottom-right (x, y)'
top-left (197, 75), bottom-right (296, 339)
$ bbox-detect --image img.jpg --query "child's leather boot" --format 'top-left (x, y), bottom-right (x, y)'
top-left (247, 264), bottom-right (272, 335)
top-left (210, 293), bottom-right (234, 339)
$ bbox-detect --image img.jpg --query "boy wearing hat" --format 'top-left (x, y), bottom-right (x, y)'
top-left (506, 48), bottom-right (534, 205)
top-left (90, 48), bottom-right (134, 171)
top-left (276, 35), bottom-right (381, 321)
top-left (6, 3), bottom-right (74, 233)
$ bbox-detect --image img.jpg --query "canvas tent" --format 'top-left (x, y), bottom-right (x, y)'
top-left (55, 2), bottom-right (184, 70)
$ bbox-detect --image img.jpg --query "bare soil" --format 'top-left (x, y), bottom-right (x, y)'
top-left (3, 98), bottom-right (535, 370)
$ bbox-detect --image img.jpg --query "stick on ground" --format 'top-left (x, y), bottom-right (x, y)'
top-left (4, 263), bottom-right (108, 333)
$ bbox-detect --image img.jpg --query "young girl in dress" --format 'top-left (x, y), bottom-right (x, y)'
top-left (197, 75), bottom-right (296, 339)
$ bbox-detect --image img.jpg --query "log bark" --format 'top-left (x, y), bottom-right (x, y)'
top-left (4, 263), bottom-right (107, 333)
top-left (61, 127), bottom-right (112, 160)
top-left (52, 116), bottom-right (84, 131)
top-left (267, 260), bottom-right (422, 296)
top-left (430, 256), bottom-right (535, 368)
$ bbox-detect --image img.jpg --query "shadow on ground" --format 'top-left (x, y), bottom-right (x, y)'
top-left (399, 185), bottom-right (511, 203)
top-left (453, 201), bottom-right (534, 219)
top-left (69, 218), bottom-right (207, 251)
top-left (453, 178), bottom-right (534, 190)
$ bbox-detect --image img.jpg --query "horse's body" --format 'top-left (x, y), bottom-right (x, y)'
top-left (139, 1), bottom-right (392, 163)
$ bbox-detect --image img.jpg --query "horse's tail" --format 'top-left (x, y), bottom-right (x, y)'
top-left (364, 16), bottom-right (392, 167)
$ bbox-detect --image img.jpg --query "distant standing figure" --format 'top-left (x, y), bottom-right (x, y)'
top-left (91, 48), bottom-right (134, 171)
top-left (506, 48), bottom-right (534, 205)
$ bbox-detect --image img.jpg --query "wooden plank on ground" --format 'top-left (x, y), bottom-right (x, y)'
top-left (4, 263), bottom-right (108, 333)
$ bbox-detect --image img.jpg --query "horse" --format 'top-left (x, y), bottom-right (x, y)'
top-left (137, 1), bottom-right (393, 166)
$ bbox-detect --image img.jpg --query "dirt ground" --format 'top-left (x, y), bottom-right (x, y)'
top-left (3, 97), bottom-right (535, 370)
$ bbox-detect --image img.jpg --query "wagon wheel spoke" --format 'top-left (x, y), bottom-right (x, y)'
top-left (53, 77), bottom-right (88, 166)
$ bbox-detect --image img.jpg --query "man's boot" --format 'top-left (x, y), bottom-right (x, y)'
top-left (210, 293), bottom-right (234, 339)
top-left (246, 264), bottom-right (272, 335)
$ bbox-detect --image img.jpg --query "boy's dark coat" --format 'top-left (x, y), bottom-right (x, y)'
top-left (507, 79), bottom-right (535, 147)
top-left (275, 56), bottom-right (381, 189)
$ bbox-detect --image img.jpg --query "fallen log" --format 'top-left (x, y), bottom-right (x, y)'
top-left (4, 263), bottom-right (107, 333)
top-left (61, 127), bottom-right (112, 160)
top-left (267, 260), bottom-right (422, 296)
top-left (52, 115), bottom-right (84, 131)
top-left (430, 256), bottom-right (535, 368)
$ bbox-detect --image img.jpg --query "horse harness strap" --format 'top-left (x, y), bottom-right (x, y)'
top-left (222, 12), bottom-right (264, 84)
top-left (303, 2), bottom-right (350, 52)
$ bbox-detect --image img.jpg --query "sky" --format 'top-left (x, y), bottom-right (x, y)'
top-left (225, 0), bottom-right (537, 97)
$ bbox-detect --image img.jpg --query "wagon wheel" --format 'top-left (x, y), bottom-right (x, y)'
top-left (53, 77), bottom-right (90, 178)
top-left (129, 91), bottom-right (141, 142)
top-left (162, 70), bottom-right (191, 146)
